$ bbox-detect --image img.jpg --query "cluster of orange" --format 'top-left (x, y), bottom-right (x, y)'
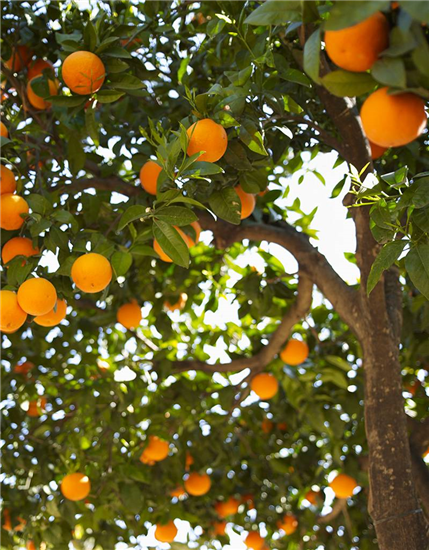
top-left (325, 11), bottom-right (427, 159)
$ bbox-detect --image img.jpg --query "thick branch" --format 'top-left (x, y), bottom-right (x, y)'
top-left (56, 176), bottom-right (139, 197)
top-left (170, 273), bottom-right (313, 373)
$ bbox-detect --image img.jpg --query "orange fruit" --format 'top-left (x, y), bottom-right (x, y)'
top-left (14, 360), bottom-right (34, 374)
top-left (185, 451), bottom-right (194, 470)
top-left (361, 88), bottom-right (427, 148)
top-left (170, 486), bottom-right (186, 498)
top-left (62, 51), bottom-right (105, 95)
top-left (184, 472), bottom-right (211, 496)
top-left (144, 435), bottom-right (169, 461)
top-left (329, 473), bottom-right (358, 498)
top-left (27, 542), bottom-right (37, 550)
top-left (187, 118), bottom-right (228, 163)
top-left (277, 513), bottom-right (298, 535)
top-left (71, 253), bottom-right (112, 293)
top-left (251, 373), bottom-right (279, 400)
top-left (153, 226), bottom-right (192, 262)
top-left (27, 397), bottom-right (47, 417)
top-left (1, 121), bottom-right (8, 138)
top-left (27, 77), bottom-right (59, 110)
top-left (0, 193), bottom-right (29, 230)
top-left (0, 290), bottom-right (27, 332)
top-left (164, 292), bottom-right (188, 311)
top-left (305, 489), bottom-right (320, 506)
top-left (261, 418), bottom-right (274, 434)
top-left (391, 1), bottom-right (399, 8)
top-left (27, 58), bottom-right (54, 80)
top-left (61, 473), bottom-right (91, 501)
top-left (0, 165), bottom-right (17, 195)
top-left (5, 45), bottom-right (33, 72)
top-left (2, 509), bottom-right (12, 531)
top-left (139, 449), bottom-right (155, 466)
top-left (215, 496), bottom-right (239, 518)
top-left (155, 520), bottom-right (178, 543)
top-left (17, 278), bottom-right (57, 316)
top-left (140, 160), bottom-right (162, 195)
top-left (245, 531), bottom-right (264, 549)
top-left (235, 185), bottom-right (256, 219)
top-left (241, 493), bottom-right (255, 509)
top-left (117, 301), bottom-right (142, 329)
top-left (213, 521), bottom-right (227, 536)
top-left (2, 237), bottom-right (39, 265)
top-left (34, 298), bottom-right (67, 327)
top-left (280, 339), bottom-right (309, 366)
top-left (325, 12), bottom-right (389, 72)
top-left (187, 221), bottom-right (201, 246)
top-left (369, 140), bottom-right (388, 160)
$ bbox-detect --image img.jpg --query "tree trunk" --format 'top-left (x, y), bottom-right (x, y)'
top-left (361, 292), bottom-right (428, 550)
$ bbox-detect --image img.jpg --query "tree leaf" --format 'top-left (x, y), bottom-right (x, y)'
top-left (245, 0), bottom-right (302, 26)
top-left (96, 90), bottom-right (125, 103)
top-left (405, 244), bottom-right (429, 300)
top-left (50, 95), bottom-right (88, 107)
top-left (85, 107), bottom-right (99, 145)
top-left (118, 205), bottom-right (150, 231)
top-left (68, 135), bottom-right (86, 174)
top-left (324, 1), bottom-right (390, 31)
top-left (182, 161), bottom-right (224, 177)
top-left (153, 220), bottom-right (190, 268)
top-left (371, 58), bottom-right (406, 88)
top-left (209, 188), bottom-right (241, 225)
top-left (111, 251), bottom-right (133, 277)
top-left (154, 206), bottom-right (198, 226)
top-left (367, 240), bottom-right (407, 295)
top-left (321, 71), bottom-right (377, 97)
top-left (303, 28), bottom-right (321, 83)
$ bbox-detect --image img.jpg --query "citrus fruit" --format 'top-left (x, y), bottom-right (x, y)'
top-left (184, 472), bottom-right (211, 496)
top-left (245, 531), bottom-right (264, 549)
top-left (215, 496), bottom-right (239, 518)
top-left (0, 290), bottom-right (27, 333)
top-left (213, 521), bottom-right (227, 536)
top-left (280, 339), bottom-right (309, 365)
top-left (370, 141), bottom-right (388, 159)
top-left (144, 435), bottom-right (169, 461)
top-left (329, 473), bottom-right (358, 498)
top-left (17, 278), bottom-right (57, 316)
top-left (61, 473), bottom-right (91, 501)
top-left (117, 301), bottom-right (142, 329)
top-left (361, 88), bottom-right (427, 148)
top-left (261, 418), bottom-right (274, 434)
top-left (27, 397), bottom-right (47, 417)
top-left (62, 51), bottom-right (105, 95)
top-left (27, 58), bottom-right (54, 80)
top-left (187, 118), bottom-right (228, 162)
top-left (170, 486), bottom-right (186, 498)
top-left (0, 165), bottom-right (16, 195)
top-left (251, 373), bottom-right (279, 400)
top-left (235, 185), bottom-right (256, 219)
top-left (155, 520), bottom-right (177, 543)
top-left (14, 361), bottom-right (35, 374)
top-left (2, 237), bottom-right (39, 265)
top-left (71, 253), bottom-right (112, 293)
top-left (0, 121), bottom-right (8, 138)
top-left (34, 299), bottom-right (67, 327)
top-left (277, 513), bottom-right (298, 535)
top-left (0, 193), bottom-right (29, 230)
top-left (164, 293), bottom-right (188, 311)
top-left (5, 45), bottom-right (32, 72)
top-left (140, 160), bottom-right (162, 195)
top-left (27, 77), bottom-right (59, 110)
top-left (325, 12), bottom-right (389, 72)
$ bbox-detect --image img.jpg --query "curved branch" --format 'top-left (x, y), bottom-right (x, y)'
top-left (169, 273), bottom-right (313, 373)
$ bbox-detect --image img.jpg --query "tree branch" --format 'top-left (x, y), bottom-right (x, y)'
top-left (169, 272), bottom-right (313, 373)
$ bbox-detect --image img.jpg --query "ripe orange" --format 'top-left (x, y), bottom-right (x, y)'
top-left (170, 486), bottom-right (186, 498)
top-left (27, 58), bottom-right (54, 80)
top-left (0, 121), bottom-right (8, 138)
top-left (2, 237), bottom-right (39, 266)
top-left (261, 418), bottom-right (274, 434)
top-left (71, 253), bottom-right (112, 293)
top-left (34, 299), bottom-right (67, 327)
top-left (140, 160), bottom-right (162, 195)
top-left (27, 397), bottom-right (47, 417)
top-left (2, 509), bottom-right (12, 531)
top-left (305, 489), bottom-right (320, 506)
top-left (164, 292), bottom-right (188, 311)
top-left (27, 77), bottom-right (59, 110)
top-left (251, 373), bottom-right (279, 400)
top-left (187, 118), bottom-right (228, 163)
top-left (215, 496), bottom-right (239, 518)
top-left (213, 521), bottom-right (227, 536)
top-left (325, 12), bottom-right (389, 72)
top-left (27, 542), bottom-right (37, 550)
top-left (155, 520), bottom-right (178, 543)
top-left (185, 451), bottom-right (194, 470)
top-left (17, 278), bottom-right (57, 316)
top-left (0, 165), bottom-right (16, 195)
top-left (235, 185), bottom-right (256, 219)
top-left (139, 449), bottom-right (155, 466)
top-left (245, 531), bottom-right (264, 549)
top-left (329, 473), bottom-right (358, 498)
top-left (277, 513), bottom-right (298, 535)
top-left (5, 45), bottom-right (33, 72)
top-left (62, 51), bottom-right (105, 95)
top-left (184, 472), bottom-right (211, 496)
top-left (117, 301), bottom-right (142, 329)
top-left (361, 88), bottom-right (427, 148)
top-left (370, 141), bottom-right (388, 160)
top-left (0, 290), bottom-right (27, 333)
top-left (0, 193), bottom-right (29, 230)
top-left (61, 473), bottom-right (91, 501)
top-left (280, 339), bottom-right (309, 366)
top-left (144, 435), bottom-right (169, 462)
top-left (14, 360), bottom-right (34, 374)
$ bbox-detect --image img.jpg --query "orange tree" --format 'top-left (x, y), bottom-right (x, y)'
top-left (1, 1), bottom-right (428, 549)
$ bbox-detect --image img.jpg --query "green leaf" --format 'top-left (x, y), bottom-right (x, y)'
top-left (405, 244), bottom-right (429, 300)
top-left (324, 1), bottom-right (390, 31)
top-left (325, 356), bottom-right (351, 372)
top-left (239, 122), bottom-right (268, 156)
top-left (96, 90), bottom-right (125, 103)
top-left (26, 194), bottom-right (53, 215)
top-left (371, 58), bottom-right (406, 88)
top-left (95, 36), bottom-right (120, 54)
top-left (209, 188), bottom-right (241, 225)
top-left (129, 244), bottom-right (159, 257)
top-left (367, 241), bottom-right (407, 295)
top-left (107, 74), bottom-right (145, 90)
top-left (303, 28), bottom-right (321, 83)
top-left (154, 206), bottom-right (198, 226)
top-left (413, 208), bottom-right (429, 232)
top-left (182, 161), bottom-right (224, 178)
top-left (84, 21), bottom-right (98, 51)
top-left (321, 368), bottom-right (349, 390)
top-left (401, 1), bottom-right (429, 24)
top-left (321, 71), bottom-right (377, 97)
top-left (85, 107), bottom-right (99, 145)
top-left (7, 258), bottom-right (34, 287)
top-left (245, 0), bottom-right (302, 26)
top-left (52, 210), bottom-right (79, 232)
top-left (50, 95), bottom-right (88, 107)
top-left (102, 46), bottom-right (132, 59)
top-left (225, 66), bottom-right (253, 87)
top-left (153, 220), bottom-right (190, 268)
top-left (104, 58), bottom-right (129, 73)
top-left (68, 135), bottom-right (86, 174)
top-left (118, 205), bottom-right (150, 231)
top-left (111, 251), bottom-right (133, 277)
